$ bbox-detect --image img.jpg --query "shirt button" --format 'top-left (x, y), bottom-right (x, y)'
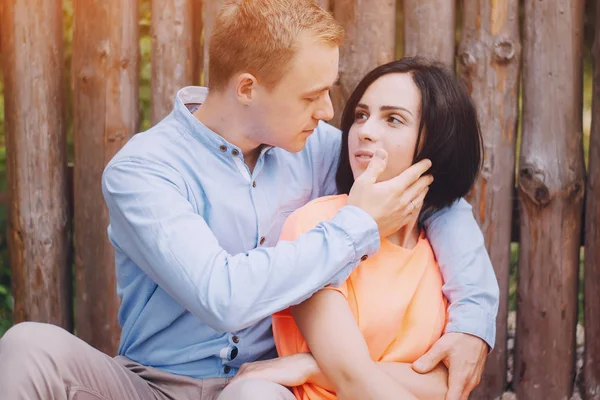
top-left (360, 255), bottom-right (368, 261)
top-left (219, 145), bottom-right (227, 152)
top-left (252, 181), bottom-right (256, 188)
top-left (232, 335), bottom-right (240, 344)
top-left (259, 237), bottom-right (266, 245)
top-left (232, 149), bottom-right (239, 156)
top-left (223, 365), bottom-right (231, 374)
top-left (230, 346), bottom-right (239, 360)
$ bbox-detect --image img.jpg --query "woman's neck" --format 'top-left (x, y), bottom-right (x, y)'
top-left (385, 217), bottom-right (420, 249)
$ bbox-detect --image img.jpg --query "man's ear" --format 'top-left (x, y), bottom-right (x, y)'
top-left (234, 73), bottom-right (258, 106)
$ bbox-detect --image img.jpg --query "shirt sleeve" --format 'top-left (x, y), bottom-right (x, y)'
top-left (422, 198), bottom-right (500, 350)
top-left (311, 121), bottom-right (342, 197)
top-left (102, 157), bottom-right (380, 333)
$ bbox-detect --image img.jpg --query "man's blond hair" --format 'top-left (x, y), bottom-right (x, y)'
top-left (208, 0), bottom-right (343, 91)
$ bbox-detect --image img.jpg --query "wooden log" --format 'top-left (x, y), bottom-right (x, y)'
top-left (584, 2), bottom-right (600, 398)
top-left (72, 0), bottom-right (139, 355)
top-left (202, 0), bottom-right (224, 86)
top-left (192, 0), bottom-right (204, 85)
top-left (316, 0), bottom-right (330, 11)
top-left (151, 0), bottom-right (194, 125)
top-left (458, 2), bottom-right (521, 398)
top-left (330, 0), bottom-right (396, 127)
top-left (403, 0), bottom-right (456, 66)
top-left (515, 1), bottom-right (585, 398)
top-left (0, 0), bottom-right (71, 329)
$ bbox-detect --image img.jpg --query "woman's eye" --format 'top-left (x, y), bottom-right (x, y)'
top-left (388, 116), bottom-right (403, 125)
top-left (355, 112), bottom-right (368, 121)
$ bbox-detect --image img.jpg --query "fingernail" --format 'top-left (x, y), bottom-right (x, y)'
top-left (413, 360), bottom-right (425, 370)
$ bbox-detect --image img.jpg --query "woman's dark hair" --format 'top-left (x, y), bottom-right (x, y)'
top-left (335, 57), bottom-right (483, 215)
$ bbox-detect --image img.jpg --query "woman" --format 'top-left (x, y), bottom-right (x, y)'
top-left (233, 57), bottom-right (482, 400)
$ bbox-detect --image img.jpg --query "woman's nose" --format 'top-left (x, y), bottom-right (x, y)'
top-left (358, 120), bottom-right (378, 142)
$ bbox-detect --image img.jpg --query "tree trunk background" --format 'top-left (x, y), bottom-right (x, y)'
top-left (0, 0), bottom-right (71, 330)
top-left (515, 1), bottom-right (585, 399)
top-left (403, 0), bottom-right (456, 67)
top-left (71, 0), bottom-right (139, 356)
top-left (458, 1), bottom-right (521, 397)
top-left (202, 0), bottom-right (224, 86)
top-left (330, 0), bottom-right (396, 127)
top-left (151, 0), bottom-right (194, 124)
top-left (584, 2), bottom-right (600, 399)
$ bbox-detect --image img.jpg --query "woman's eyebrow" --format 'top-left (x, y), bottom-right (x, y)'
top-left (380, 105), bottom-right (413, 116)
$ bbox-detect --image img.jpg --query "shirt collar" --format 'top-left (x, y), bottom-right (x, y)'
top-left (172, 86), bottom-right (274, 157)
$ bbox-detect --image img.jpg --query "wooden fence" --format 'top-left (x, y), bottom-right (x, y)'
top-left (0, 1), bottom-right (598, 399)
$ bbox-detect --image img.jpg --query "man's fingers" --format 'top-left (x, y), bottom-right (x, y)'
top-left (399, 175), bottom-right (432, 210)
top-left (384, 158), bottom-right (432, 191)
top-left (357, 148), bottom-right (388, 184)
top-left (445, 368), bottom-right (469, 400)
top-left (410, 185), bottom-right (429, 212)
top-left (412, 340), bottom-right (446, 373)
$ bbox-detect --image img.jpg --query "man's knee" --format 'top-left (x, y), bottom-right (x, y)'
top-left (218, 379), bottom-right (295, 400)
top-left (1, 321), bottom-right (73, 363)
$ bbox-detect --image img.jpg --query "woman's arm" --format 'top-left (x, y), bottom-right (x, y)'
top-left (290, 289), bottom-right (416, 400)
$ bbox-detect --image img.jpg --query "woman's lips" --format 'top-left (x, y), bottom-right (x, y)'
top-left (354, 150), bottom-right (374, 165)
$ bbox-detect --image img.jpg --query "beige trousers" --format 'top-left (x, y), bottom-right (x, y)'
top-left (0, 322), bottom-right (295, 400)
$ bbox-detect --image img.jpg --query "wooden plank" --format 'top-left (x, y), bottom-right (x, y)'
top-left (72, 0), bottom-right (139, 355)
top-left (403, 0), bottom-right (456, 66)
top-left (458, 2), bottom-right (521, 398)
top-left (151, 0), bottom-right (194, 124)
top-left (316, 0), bottom-right (330, 11)
top-left (192, 0), bottom-right (204, 85)
top-left (584, 2), bottom-right (600, 398)
top-left (0, 0), bottom-right (71, 329)
top-left (515, 1), bottom-right (585, 398)
top-left (202, 0), bottom-right (224, 86)
top-left (330, 0), bottom-right (396, 127)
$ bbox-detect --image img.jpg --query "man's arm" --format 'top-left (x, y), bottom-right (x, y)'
top-left (102, 157), bottom-right (379, 333)
top-left (422, 198), bottom-right (499, 349)
top-left (232, 352), bottom-right (447, 400)
top-left (416, 199), bottom-right (498, 400)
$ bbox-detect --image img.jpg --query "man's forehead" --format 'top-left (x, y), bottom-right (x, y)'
top-left (285, 47), bottom-right (339, 92)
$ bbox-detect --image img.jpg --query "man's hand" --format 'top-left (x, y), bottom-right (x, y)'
top-left (230, 353), bottom-right (318, 388)
top-left (411, 332), bottom-right (488, 400)
top-left (347, 149), bottom-right (433, 238)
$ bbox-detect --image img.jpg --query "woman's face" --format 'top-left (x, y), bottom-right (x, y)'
top-left (348, 72), bottom-right (422, 182)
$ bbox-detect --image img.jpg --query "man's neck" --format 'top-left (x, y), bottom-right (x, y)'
top-left (193, 93), bottom-right (262, 171)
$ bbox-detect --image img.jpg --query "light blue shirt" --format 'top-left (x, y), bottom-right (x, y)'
top-left (102, 87), bottom-right (499, 379)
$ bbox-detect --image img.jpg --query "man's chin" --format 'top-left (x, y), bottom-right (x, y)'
top-left (282, 139), bottom-right (308, 153)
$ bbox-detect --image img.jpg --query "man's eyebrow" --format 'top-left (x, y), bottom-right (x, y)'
top-left (304, 75), bottom-right (340, 96)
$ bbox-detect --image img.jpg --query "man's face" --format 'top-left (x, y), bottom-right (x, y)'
top-left (248, 35), bottom-right (339, 152)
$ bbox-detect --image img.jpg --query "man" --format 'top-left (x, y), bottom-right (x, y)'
top-left (0, 1), bottom-right (498, 399)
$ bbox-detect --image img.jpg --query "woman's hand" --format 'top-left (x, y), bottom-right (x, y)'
top-left (230, 353), bottom-right (318, 388)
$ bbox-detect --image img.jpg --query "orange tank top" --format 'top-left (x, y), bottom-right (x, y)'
top-left (272, 195), bottom-right (448, 400)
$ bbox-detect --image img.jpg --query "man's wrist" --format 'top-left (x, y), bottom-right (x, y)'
top-left (292, 353), bottom-right (320, 381)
